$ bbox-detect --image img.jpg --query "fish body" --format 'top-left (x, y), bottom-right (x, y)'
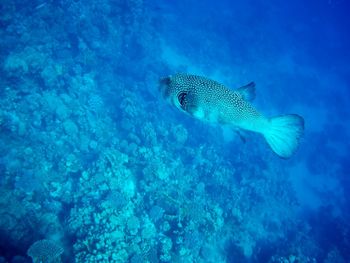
top-left (159, 73), bottom-right (304, 158)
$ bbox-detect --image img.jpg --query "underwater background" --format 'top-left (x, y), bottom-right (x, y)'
top-left (0, 0), bottom-right (349, 262)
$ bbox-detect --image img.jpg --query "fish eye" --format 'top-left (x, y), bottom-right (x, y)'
top-left (177, 92), bottom-right (187, 107)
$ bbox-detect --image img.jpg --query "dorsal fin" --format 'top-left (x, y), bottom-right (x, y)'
top-left (236, 82), bottom-right (256, 101)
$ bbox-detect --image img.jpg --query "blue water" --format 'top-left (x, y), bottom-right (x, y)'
top-left (0, 0), bottom-right (349, 262)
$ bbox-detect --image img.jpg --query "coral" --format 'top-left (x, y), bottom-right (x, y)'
top-left (40, 63), bottom-right (64, 88)
top-left (159, 235), bottom-right (173, 262)
top-left (27, 239), bottom-right (64, 263)
top-left (87, 94), bottom-right (104, 114)
top-left (149, 205), bottom-right (165, 223)
top-left (4, 47), bottom-right (48, 75)
top-left (63, 120), bottom-right (79, 137)
top-left (1, 0), bottom-right (346, 262)
top-left (140, 122), bottom-right (157, 145)
top-left (127, 215), bottom-right (141, 235)
top-left (171, 124), bottom-right (188, 145)
top-left (4, 53), bottom-right (28, 73)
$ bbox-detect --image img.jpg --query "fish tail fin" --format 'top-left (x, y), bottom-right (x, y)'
top-left (263, 114), bottom-right (304, 158)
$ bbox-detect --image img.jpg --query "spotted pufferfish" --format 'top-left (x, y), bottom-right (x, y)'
top-left (159, 73), bottom-right (304, 158)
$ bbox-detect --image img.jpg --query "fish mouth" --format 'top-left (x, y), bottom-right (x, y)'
top-left (159, 76), bottom-right (171, 86)
top-left (158, 76), bottom-right (171, 98)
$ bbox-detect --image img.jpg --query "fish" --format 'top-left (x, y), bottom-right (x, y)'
top-left (159, 73), bottom-right (304, 158)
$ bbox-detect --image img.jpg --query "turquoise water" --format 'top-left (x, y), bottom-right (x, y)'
top-left (0, 0), bottom-right (349, 262)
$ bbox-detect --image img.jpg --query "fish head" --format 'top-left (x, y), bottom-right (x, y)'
top-left (159, 75), bottom-right (195, 114)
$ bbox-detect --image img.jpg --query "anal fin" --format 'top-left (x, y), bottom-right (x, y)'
top-left (235, 130), bottom-right (247, 143)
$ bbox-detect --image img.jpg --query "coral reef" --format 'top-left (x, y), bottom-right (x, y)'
top-left (0, 0), bottom-right (349, 262)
